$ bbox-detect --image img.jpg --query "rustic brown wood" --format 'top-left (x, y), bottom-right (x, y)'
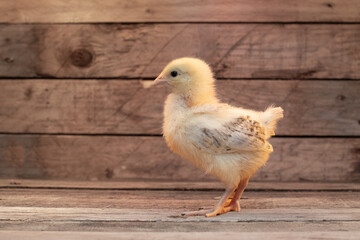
top-left (0, 189), bottom-right (359, 231)
top-left (1, 189), bottom-right (359, 209)
top-left (1, 24), bottom-right (359, 79)
top-left (1, 179), bottom-right (359, 191)
top-left (0, 135), bottom-right (359, 182)
top-left (1, 0), bottom-right (359, 23)
top-left (1, 207), bottom-right (358, 222)
top-left (0, 80), bottom-right (358, 136)
top-left (2, 222), bottom-right (359, 234)
top-left (0, 185), bottom-right (358, 235)
top-left (0, 1), bottom-right (358, 237)
top-left (1, 231), bottom-right (359, 240)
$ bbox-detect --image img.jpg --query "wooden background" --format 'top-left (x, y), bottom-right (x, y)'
top-left (0, 0), bottom-right (359, 182)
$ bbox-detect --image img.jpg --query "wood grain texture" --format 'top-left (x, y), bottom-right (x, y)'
top-left (1, 189), bottom-right (359, 209)
top-left (1, 24), bottom-right (359, 79)
top-left (1, 231), bottom-right (359, 240)
top-left (1, 207), bottom-right (359, 222)
top-left (2, 222), bottom-right (359, 234)
top-left (2, 179), bottom-right (359, 191)
top-left (0, 80), bottom-right (358, 136)
top-left (0, 190), bottom-right (359, 227)
top-left (0, 135), bottom-right (359, 182)
top-left (0, 0), bottom-right (359, 23)
top-left (0, 185), bottom-right (358, 235)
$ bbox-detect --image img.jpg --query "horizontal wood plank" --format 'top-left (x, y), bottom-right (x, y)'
top-left (1, 207), bottom-right (359, 222)
top-left (1, 231), bottom-right (359, 240)
top-left (0, 135), bottom-right (359, 182)
top-left (1, 222), bottom-right (359, 234)
top-left (0, 80), bottom-right (358, 136)
top-left (0, 187), bottom-right (359, 234)
top-left (1, 24), bottom-right (359, 79)
top-left (1, 189), bottom-right (359, 209)
top-left (0, 0), bottom-right (359, 23)
top-left (1, 179), bottom-right (359, 191)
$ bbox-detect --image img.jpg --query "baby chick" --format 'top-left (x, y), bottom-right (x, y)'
top-left (153, 58), bottom-right (283, 217)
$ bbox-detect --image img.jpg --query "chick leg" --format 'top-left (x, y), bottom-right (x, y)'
top-left (224, 177), bottom-right (249, 212)
top-left (205, 187), bottom-right (236, 217)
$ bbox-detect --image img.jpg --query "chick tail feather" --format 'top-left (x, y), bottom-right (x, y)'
top-left (260, 106), bottom-right (284, 139)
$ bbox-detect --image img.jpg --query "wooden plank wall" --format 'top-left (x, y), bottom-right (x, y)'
top-left (0, 0), bottom-right (359, 182)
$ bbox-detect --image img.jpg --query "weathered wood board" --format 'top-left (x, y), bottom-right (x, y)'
top-left (0, 186), bottom-right (359, 237)
top-left (0, 80), bottom-right (358, 136)
top-left (2, 189), bottom-right (360, 210)
top-left (1, 24), bottom-right (359, 79)
top-left (0, 135), bottom-right (359, 182)
top-left (1, 0), bottom-right (359, 23)
top-left (1, 207), bottom-right (359, 222)
top-left (1, 222), bottom-right (359, 235)
top-left (2, 180), bottom-right (359, 191)
top-left (1, 186), bottom-right (360, 210)
top-left (1, 231), bottom-right (359, 240)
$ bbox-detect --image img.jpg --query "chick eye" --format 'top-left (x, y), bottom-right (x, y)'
top-left (170, 71), bottom-right (178, 77)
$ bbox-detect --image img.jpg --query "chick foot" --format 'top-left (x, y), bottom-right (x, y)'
top-left (224, 200), bottom-right (240, 212)
top-left (182, 187), bottom-right (235, 217)
top-left (205, 206), bottom-right (229, 217)
top-left (204, 187), bottom-right (236, 217)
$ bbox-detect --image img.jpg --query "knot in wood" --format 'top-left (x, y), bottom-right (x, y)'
top-left (70, 49), bottom-right (93, 68)
top-left (336, 95), bottom-right (346, 101)
top-left (4, 57), bottom-right (14, 63)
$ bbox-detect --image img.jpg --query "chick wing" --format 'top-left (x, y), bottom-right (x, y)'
top-left (187, 110), bottom-right (273, 155)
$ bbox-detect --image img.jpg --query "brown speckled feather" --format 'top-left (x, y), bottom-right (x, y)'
top-left (191, 116), bottom-right (273, 154)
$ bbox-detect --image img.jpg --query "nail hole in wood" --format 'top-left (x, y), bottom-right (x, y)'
top-left (105, 168), bottom-right (114, 179)
top-left (324, 2), bottom-right (334, 8)
top-left (24, 88), bottom-right (33, 100)
top-left (336, 95), bottom-right (346, 101)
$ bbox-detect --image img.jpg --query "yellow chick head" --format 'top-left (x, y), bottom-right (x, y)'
top-left (153, 57), bottom-right (217, 106)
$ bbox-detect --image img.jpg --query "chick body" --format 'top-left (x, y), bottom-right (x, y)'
top-left (155, 57), bottom-right (283, 216)
top-left (164, 94), bottom-right (276, 188)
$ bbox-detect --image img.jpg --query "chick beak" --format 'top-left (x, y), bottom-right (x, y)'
top-left (152, 74), bottom-right (167, 86)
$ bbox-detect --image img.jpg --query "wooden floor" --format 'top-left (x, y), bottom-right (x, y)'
top-left (0, 180), bottom-right (359, 239)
